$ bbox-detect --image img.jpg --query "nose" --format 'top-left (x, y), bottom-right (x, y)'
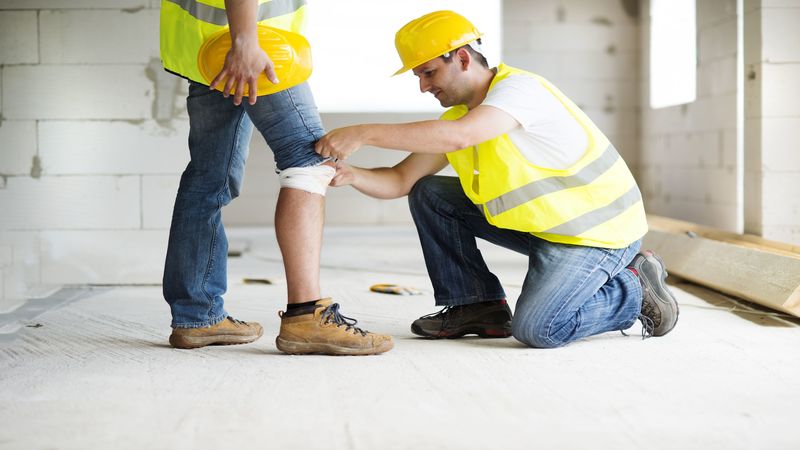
top-left (419, 77), bottom-right (431, 94)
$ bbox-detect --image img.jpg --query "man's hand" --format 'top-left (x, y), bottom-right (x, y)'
top-left (330, 163), bottom-right (356, 187)
top-left (209, 36), bottom-right (279, 106)
top-left (315, 126), bottom-right (366, 161)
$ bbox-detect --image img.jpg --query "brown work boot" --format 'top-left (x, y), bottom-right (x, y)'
top-left (276, 298), bottom-right (393, 356)
top-left (169, 317), bottom-right (264, 349)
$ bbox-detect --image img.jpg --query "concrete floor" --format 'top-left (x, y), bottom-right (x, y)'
top-left (1, 227), bottom-right (799, 450)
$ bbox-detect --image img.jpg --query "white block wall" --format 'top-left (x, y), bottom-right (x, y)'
top-left (744, 0), bottom-right (800, 245)
top-left (502, 0), bottom-right (641, 171)
top-left (0, 1), bottom-right (186, 311)
top-left (640, 0), bottom-right (742, 232)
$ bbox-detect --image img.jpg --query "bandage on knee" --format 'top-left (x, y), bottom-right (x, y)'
top-left (278, 164), bottom-right (336, 196)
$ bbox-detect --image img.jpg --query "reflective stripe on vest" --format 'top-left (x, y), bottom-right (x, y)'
top-left (544, 184), bottom-right (643, 236)
top-left (485, 144), bottom-right (620, 217)
top-left (164, 0), bottom-right (305, 26)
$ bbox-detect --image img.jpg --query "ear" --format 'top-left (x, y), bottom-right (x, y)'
top-left (455, 47), bottom-right (471, 71)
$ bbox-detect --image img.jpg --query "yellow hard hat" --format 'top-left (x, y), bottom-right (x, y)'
top-left (198, 25), bottom-right (312, 97)
top-left (393, 10), bottom-right (483, 75)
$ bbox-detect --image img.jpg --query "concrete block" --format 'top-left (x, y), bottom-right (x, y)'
top-left (525, 23), bottom-right (639, 52)
top-left (743, 170), bottom-right (763, 233)
top-left (557, 0), bottom-right (640, 24)
top-left (2, 65), bottom-right (152, 120)
top-left (40, 230), bottom-right (169, 285)
top-left (744, 63), bottom-right (764, 118)
top-left (761, 118), bottom-right (800, 171)
top-left (697, 0), bottom-right (738, 28)
top-left (761, 0), bottom-right (800, 7)
top-left (0, 11), bottom-right (38, 64)
top-left (761, 225), bottom-right (800, 246)
top-left (0, 121), bottom-right (37, 176)
top-left (581, 108), bottom-right (638, 139)
top-left (503, 51), bottom-right (562, 81)
top-left (325, 188), bottom-right (382, 225)
top-left (0, 1), bottom-right (148, 9)
top-left (721, 129), bottom-right (739, 169)
top-left (697, 56), bottom-right (738, 97)
top-left (40, 9), bottom-right (159, 64)
top-left (761, 8), bottom-right (800, 63)
top-left (639, 135), bottom-right (669, 168)
top-left (142, 175), bottom-right (179, 229)
top-left (379, 198), bottom-right (414, 225)
top-left (743, 9), bottom-right (762, 65)
top-left (0, 246), bottom-right (12, 268)
top-left (761, 63), bottom-right (800, 117)
top-left (0, 176), bottom-right (141, 230)
top-left (698, 19), bottom-right (738, 62)
top-left (38, 120), bottom-right (189, 175)
top-left (503, 0), bottom-right (559, 23)
top-left (559, 50), bottom-right (639, 81)
top-left (762, 172), bottom-right (800, 224)
top-left (557, 79), bottom-right (639, 109)
top-left (0, 231), bottom-right (41, 306)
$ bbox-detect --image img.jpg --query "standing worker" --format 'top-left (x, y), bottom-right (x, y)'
top-left (159, 0), bottom-right (392, 355)
top-left (316, 10), bottom-right (679, 347)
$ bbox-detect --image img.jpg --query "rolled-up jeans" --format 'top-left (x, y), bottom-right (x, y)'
top-left (408, 175), bottom-right (644, 348)
top-left (164, 81), bottom-right (325, 328)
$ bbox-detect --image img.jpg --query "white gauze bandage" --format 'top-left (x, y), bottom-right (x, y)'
top-left (278, 164), bottom-right (336, 196)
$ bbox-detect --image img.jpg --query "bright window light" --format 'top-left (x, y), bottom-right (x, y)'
top-left (650, 0), bottom-right (697, 109)
top-left (305, 0), bottom-right (502, 113)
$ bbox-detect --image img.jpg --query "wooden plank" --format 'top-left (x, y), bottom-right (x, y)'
top-left (643, 215), bottom-right (800, 317)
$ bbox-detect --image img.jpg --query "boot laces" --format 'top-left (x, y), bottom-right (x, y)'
top-left (320, 303), bottom-right (368, 336)
top-left (420, 306), bottom-right (453, 320)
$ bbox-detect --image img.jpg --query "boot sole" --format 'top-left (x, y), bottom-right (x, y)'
top-left (411, 323), bottom-right (513, 339)
top-left (275, 337), bottom-right (394, 356)
top-left (169, 331), bottom-right (263, 349)
top-left (642, 253), bottom-right (680, 336)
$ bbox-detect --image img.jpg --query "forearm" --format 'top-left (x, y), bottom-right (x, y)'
top-left (349, 166), bottom-right (413, 199)
top-left (360, 121), bottom-right (467, 154)
top-left (225, 0), bottom-right (258, 40)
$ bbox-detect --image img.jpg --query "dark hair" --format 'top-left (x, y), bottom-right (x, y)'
top-left (440, 39), bottom-right (489, 68)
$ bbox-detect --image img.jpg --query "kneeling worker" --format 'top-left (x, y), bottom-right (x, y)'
top-left (315, 10), bottom-right (679, 348)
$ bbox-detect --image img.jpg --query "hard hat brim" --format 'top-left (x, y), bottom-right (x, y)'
top-left (391, 32), bottom-right (483, 76)
top-left (198, 25), bottom-right (313, 96)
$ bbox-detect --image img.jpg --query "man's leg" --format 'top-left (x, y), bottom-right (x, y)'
top-left (511, 238), bottom-right (643, 348)
top-left (407, 175), bottom-right (530, 338)
top-left (245, 83), bottom-right (392, 355)
top-left (274, 187), bottom-right (326, 302)
top-left (164, 82), bottom-right (263, 348)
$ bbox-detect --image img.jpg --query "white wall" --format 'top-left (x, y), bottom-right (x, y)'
top-left (744, 0), bottom-right (800, 244)
top-left (640, 0), bottom-right (742, 232)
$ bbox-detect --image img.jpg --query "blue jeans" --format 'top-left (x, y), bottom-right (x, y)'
top-left (408, 176), bottom-right (643, 348)
top-left (164, 82), bottom-right (325, 328)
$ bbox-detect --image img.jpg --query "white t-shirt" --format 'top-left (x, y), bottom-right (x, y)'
top-left (482, 74), bottom-right (588, 170)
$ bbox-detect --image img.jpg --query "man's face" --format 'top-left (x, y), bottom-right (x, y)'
top-left (411, 56), bottom-right (466, 108)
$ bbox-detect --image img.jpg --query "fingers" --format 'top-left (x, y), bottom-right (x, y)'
top-left (233, 78), bottom-right (245, 106)
top-left (264, 62), bottom-right (279, 85)
top-left (247, 77), bottom-right (258, 105)
top-left (209, 68), bottom-right (227, 92)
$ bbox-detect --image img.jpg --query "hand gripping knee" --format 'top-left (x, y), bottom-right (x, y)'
top-left (278, 164), bottom-right (336, 196)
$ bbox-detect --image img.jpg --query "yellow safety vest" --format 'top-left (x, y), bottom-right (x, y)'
top-left (160, 0), bottom-right (307, 84)
top-left (442, 64), bottom-right (648, 249)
